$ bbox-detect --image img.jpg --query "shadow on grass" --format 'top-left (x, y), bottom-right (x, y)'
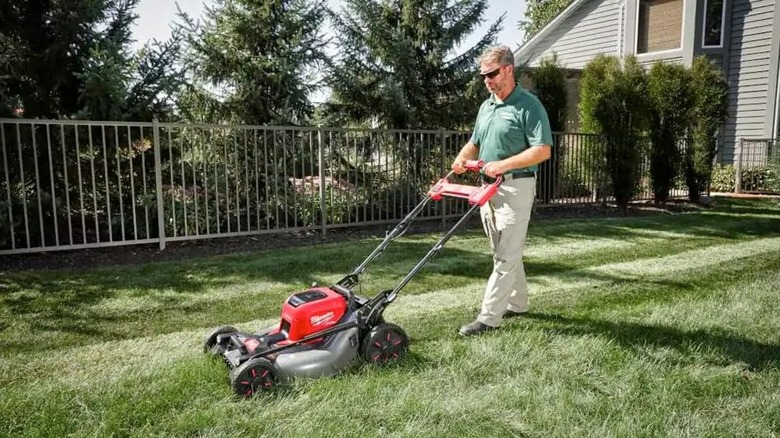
top-left (524, 312), bottom-right (780, 371)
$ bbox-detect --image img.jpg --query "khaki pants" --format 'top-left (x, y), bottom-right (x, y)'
top-left (477, 177), bottom-right (536, 327)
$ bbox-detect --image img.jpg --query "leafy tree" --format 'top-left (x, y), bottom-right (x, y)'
top-left (323, 0), bottom-right (502, 130)
top-left (529, 53), bottom-right (567, 203)
top-left (580, 54), bottom-right (649, 214)
top-left (519, 0), bottom-right (572, 40)
top-left (646, 61), bottom-right (692, 204)
top-left (686, 56), bottom-right (728, 202)
top-left (177, 0), bottom-right (329, 125)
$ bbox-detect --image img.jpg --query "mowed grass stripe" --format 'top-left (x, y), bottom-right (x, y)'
top-left (588, 236), bottom-right (780, 278)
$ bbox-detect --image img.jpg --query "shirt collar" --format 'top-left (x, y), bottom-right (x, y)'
top-left (489, 84), bottom-right (521, 105)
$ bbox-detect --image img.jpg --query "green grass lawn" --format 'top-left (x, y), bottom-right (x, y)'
top-left (1, 197), bottom-right (779, 437)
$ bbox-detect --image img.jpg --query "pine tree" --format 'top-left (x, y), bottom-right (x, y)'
top-left (0, 0), bottom-right (183, 120)
top-left (323, 0), bottom-right (502, 130)
top-left (177, 0), bottom-right (329, 125)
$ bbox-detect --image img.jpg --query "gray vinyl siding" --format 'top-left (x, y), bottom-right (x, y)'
top-left (721, 0), bottom-right (776, 163)
top-left (637, 55), bottom-right (684, 66)
top-left (524, 0), bottom-right (622, 69)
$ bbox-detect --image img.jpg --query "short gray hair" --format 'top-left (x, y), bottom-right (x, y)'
top-left (478, 45), bottom-right (515, 67)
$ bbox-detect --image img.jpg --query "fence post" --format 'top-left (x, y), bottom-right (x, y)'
top-left (153, 119), bottom-right (166, 250)
top-left (735, 138), bottom-right (743, 194)
top-left (440, 130), bottom-right (446, 229)
top-left (318, 126), bottom-right (327, 237)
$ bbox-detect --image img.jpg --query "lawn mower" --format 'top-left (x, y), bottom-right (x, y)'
top-left (204, 160), bottom-right (501, 397)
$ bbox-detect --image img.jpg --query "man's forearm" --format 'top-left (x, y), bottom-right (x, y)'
top-left (500, 145), bottom-right (551, 172)
top-left (456, 142), bottom-right (479, 161)
top-left (481, 145), bottom-right (551, 177)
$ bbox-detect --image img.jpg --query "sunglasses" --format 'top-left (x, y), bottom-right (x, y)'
top-left (479, 66), bottom-right (503, 80)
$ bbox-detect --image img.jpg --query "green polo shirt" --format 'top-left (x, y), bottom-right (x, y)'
top-left (470, 86), bottom-right (553, 174)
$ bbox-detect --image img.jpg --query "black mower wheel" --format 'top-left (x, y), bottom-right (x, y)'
top-left (230, 357), bottom-right (276, 397)
top-left (203, 325), bottom-right (237, 355)
top-left (360, 323), bottom-right (409, 365)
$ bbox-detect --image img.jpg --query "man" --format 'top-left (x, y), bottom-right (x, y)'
top-left (451, 45), bottom-right (552, 336)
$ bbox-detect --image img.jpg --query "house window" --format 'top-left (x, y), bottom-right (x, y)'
top-left (637, 0), bottom-right (683, 54)
top-left (703, 0), bottom-right (725, 47)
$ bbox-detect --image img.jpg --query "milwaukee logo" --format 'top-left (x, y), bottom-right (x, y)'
top-left (310, 311), bottom-right (335, 326)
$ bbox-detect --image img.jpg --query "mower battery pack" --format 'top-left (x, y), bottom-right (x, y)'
top-left (281, 287), bottom-right (347, 342)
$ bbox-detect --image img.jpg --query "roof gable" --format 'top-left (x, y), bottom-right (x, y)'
top-left (514, 0), bottom-right (590, 63)
top-left (514, 0), bottom-right (623, 69)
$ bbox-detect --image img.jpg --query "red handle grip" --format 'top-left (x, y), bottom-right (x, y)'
top-left (464, 160), bottom-right (484, 172)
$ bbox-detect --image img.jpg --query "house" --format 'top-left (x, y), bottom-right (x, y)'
top-left (514, 0), bottom-right (780, 165)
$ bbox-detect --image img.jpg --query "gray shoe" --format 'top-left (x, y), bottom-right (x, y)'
top-left (458, 320), bottom-right (497, 336)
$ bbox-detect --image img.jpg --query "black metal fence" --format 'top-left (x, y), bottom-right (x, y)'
top-left (736, 138), bottom-right (780, 194)
top-left (1, 119), bottom-right (688, 255)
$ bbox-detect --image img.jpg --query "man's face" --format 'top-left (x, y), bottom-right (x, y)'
top-left (479, 61), bottom-right (512, 95)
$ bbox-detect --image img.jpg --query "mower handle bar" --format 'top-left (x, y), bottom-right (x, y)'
top-left (462, 159), bottom-right (484, 171)
top-left (444, 159), bottom-right (484, 179)
top-left (334, 159), bottom-right (493, 298)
